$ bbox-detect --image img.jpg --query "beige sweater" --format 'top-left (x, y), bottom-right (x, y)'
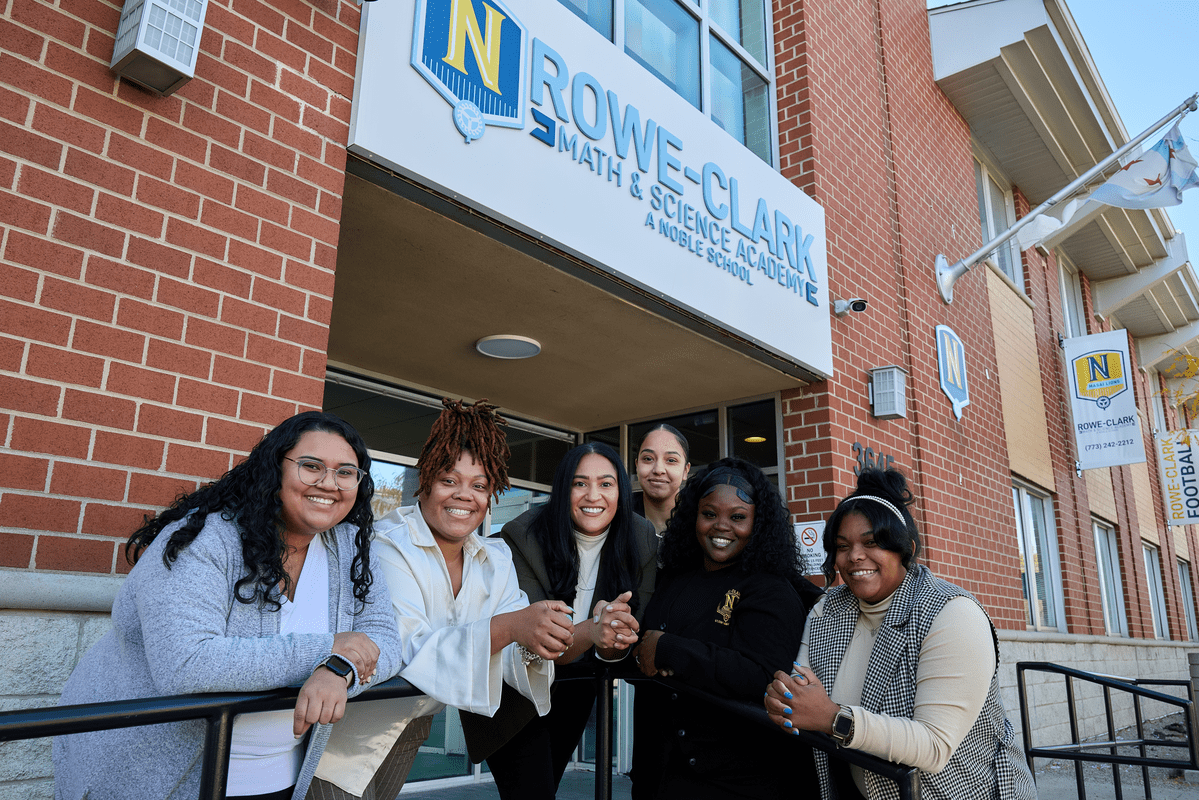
top-left (797, 592), bottom-right (995, 793)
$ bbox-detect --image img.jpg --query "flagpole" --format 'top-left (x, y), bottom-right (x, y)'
top-left (935, 91), bottom-right (1199, 304)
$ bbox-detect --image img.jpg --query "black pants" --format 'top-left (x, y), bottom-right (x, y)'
top-left (486, 679), bottom-right (598, 799)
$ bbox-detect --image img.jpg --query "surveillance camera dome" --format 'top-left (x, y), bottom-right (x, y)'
top-left (850, 298), bottom-right (868, 313)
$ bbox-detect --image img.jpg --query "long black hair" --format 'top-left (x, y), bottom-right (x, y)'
top-left (125, 411), bottom-right (377, 611)
top-left (659, 457), bottom-right (802, 584)
top-left (528, 442), bottom-right (643, 614)
top-left (821, 468), bottom-right (919, 584)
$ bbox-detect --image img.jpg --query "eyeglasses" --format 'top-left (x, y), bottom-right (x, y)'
top-left (284, 457), bottom-right (366, 491)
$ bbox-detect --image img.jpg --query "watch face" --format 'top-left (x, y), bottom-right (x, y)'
top-left (834, 710), bottom-right (853, 738)
top-left (324, 655), bottom-right (352, 677)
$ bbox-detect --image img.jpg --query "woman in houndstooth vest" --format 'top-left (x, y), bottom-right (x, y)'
top-left (764, 469), bottom-right (1036, 800)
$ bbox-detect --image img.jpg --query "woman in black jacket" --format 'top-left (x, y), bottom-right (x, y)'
top-left (486, 442), bottom-right (658, 799)
top-left (630, 457), bottom-right (821, 799)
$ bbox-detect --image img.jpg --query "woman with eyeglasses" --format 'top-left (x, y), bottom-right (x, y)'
top-left (54, 411), bottom-right (401, 800)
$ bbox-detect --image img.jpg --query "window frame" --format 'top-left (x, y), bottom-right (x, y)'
top-left (1092, 519), bottom-right (1127, 636)
top-left (1012, 481), bottom-right (1065, 631)
top-left (1142, 542), bottom-right (1170, 639)
top-left (973, 152), bottom-right (1023, 290)
top-left (563, 0), bottom-right (780, 166)
top-left (1179, 559), bottom-right (1198, 641)
top-left (1058, 253), bottom-right (1087, 339)
top-left (586, 392), bottom-right (785, 496)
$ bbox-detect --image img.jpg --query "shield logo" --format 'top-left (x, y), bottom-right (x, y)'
top-left (935, 325), bottom-right (969, 420)
top-left (412, 0), bottom-right (527, 143)
top-left (1073, 349), bottom-right (1127, 410)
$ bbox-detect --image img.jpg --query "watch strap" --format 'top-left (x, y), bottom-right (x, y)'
top-left (831, 704), bottom-right (855, 746)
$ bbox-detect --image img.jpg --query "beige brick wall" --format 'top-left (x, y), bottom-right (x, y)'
top-left (1085, 467), bottom-right (1118, 524)
top-left (1131, 460), bottom-right (1161, 546)
top-left (988, 269), bottom-right (1054, 491)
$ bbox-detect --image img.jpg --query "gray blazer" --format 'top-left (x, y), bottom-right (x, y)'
top-left (52, 513), bottom-right (402, 800)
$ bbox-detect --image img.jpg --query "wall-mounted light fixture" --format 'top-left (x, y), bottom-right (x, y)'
top-left (869, 365), bottom-right (907, 420)
top-left (110, 0), bottom-right (208, 97)
top-left (475, 335), bottom-right (541, 360)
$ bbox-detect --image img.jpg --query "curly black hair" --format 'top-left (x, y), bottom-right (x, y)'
top-left (527, 442), bottom-right (644, 615)
top-left (821, 468), bottom-right (919, 583)
top-left (659, 457), bottom-right (802, 584)
top-left (125, 411), bottom-right (377, 612)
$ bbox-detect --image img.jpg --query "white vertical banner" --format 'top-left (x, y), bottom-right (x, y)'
top-left (1063, 329), bottom-right (1146, 470)
top-left (1155, 429), bottom-right (1199, 526)
top-left (794, 520), bottom-right (826, 577)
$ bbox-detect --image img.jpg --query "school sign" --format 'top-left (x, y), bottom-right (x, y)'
top-left (349, 0), bottom-right (832, 378)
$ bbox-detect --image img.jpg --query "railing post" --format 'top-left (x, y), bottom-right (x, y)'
top-left (198, 707), bottom-right (234, 800)
top-left (1017, 663), bottom-right (1035, 784)
top-left (1064, 674), bottom-right (1087, 800)
top-left (595, 667), bottom-right (613, 800)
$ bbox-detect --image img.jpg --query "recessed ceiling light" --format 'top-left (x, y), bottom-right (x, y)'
top-left (744, 436), bottom-right (767, 444)
top-left (475, 335), bottom-right (541, 360)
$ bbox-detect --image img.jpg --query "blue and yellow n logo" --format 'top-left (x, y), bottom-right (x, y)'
top-left (412, 0), bottom-right (526, 141)
top-left (935, 325), bottom-right (970, 420)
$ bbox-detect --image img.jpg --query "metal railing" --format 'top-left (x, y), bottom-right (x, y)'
top-left (559, 661), bottom-right (921, 800)
top-left (1, 664), bottom-right (919, 800)
top-left (0, 676), bottom-right (425, 800)
top-left (1017, 661), bottom-right (1199, 800)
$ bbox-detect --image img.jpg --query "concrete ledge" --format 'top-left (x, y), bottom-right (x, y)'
top-left (0, 570), bottom-right (123, 613)
top-left (998, 628), bottom-right (1199, 652)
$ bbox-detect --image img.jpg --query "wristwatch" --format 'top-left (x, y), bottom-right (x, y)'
top-left (831, 704), bottom-right (855, 746)
top-left (318, 654), bottom-right (355, 687)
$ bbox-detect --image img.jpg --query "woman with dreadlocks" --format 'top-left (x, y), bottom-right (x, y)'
top-left (310, 399), bottom-right (574, 799)
top-left (484, 441), bottom-right (658, 799)
top-left (54, 411), bottom-right (401, 800)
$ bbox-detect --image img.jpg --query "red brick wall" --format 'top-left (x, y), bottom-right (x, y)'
top-left (0, 0), bottom-right (359, 575)
top-left (774, 0), bottom-right (1031, 629)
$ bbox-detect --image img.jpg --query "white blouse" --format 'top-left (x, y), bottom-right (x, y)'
top-left (313, 504), bottom-right (552, 794)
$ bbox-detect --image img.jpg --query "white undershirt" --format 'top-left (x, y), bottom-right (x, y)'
top-left (226, 536), bottom-right (330, 795)
top-left (571, 528), bottom-right (608, 626)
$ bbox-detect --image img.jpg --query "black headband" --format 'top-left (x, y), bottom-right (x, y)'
top-left (700, 467), bottom-right (756, 504)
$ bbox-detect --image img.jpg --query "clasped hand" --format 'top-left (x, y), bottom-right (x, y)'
top-left (514, 599), bottom-right (576, 660)
top-left (764, 664), bottom-right (840, 735)
top-left (590, 590), bottom-right (639, 652)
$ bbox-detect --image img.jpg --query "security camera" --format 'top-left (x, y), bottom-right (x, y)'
top-left (833, 298), bottom-right (868, 317)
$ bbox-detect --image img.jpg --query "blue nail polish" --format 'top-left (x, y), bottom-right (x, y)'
top-left (783, 690), bottom-right (793, 700)
top-left (792, 728), bottom-right (800, 735)
top-left (764, 691), bottom-right (769, 697)
top-left (783, 707), bottom-right (792, 715)
top-left (784, 720), bottom-right (792, 728)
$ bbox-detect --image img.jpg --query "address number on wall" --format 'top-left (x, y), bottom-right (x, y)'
top-left (851, 442), bottom-right (896, 475)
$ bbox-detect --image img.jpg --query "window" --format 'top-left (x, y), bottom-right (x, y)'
top-left (975, 159), bottom-right (1022, 288)
top-left (1179, 560), bottom-right (1198, 641)
top-left (587, 396), bottom-right (783, 491)
top-left (1013, 483), bottom-right (1063, 630)
top-left (561, 0), bottom-right (776, 165)
top-left (1093, 521), bottom-right (1127, 635)
top-left (1058, 256), bottom-right (1086, 339)
top-left (1143, 543), bottom-right (1169, 639)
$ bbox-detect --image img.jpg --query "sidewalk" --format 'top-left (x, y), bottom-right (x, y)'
top-left (407, 761), bottom-right (1199, 799)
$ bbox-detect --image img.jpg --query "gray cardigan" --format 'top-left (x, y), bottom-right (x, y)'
top-left (53, 513), bottom-right (402, 800)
